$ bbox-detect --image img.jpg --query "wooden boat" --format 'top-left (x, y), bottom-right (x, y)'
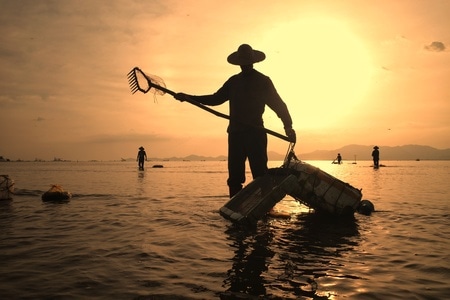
top-left (0, 175), bottom-right (14, 200)
top-left (219, 155), bottom-right (366, 225)
top-left (219, 174), bottom-right (299, 226)
top-left (284, 160), bottom-right (362, 217)
top-left (42, 185), bottom-right (72, 202)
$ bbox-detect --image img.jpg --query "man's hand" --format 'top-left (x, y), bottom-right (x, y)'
top-left (285, 127), bottom-right (296, 143)
top-left (174, 93), bottom-right (191, 102)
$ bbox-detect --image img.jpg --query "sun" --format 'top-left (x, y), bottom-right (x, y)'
top-left (259, 17), bottom-right (374, 130)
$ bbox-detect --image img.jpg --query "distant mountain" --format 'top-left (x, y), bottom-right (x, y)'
top-left (298, 144), bottom-right (450, 161)
top-left (147, 154), bottom-right (228, 161)
top-left (268, 151), bottom-right (286, 161)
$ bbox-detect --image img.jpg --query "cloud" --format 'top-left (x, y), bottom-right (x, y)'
top-left (424, 41), bottom-right (446, 52)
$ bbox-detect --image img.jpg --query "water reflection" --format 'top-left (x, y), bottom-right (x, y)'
top-left (136, 170), bottom-right (145, 196)
top-left (222, 225), bottom-right (274, 297)
top-left (222, 213), bottom-right (360, 299)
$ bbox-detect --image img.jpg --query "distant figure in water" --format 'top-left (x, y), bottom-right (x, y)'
top-left (336, 153), bottom-right (342, 164)
top-left (175, 44), bottom-right (296, 198)
top-left (137, 146), bottom-right (147, 170)
top-left (372, 146), bottom-right (380, 168)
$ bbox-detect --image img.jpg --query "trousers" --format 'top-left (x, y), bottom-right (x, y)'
top-left (227, 130), bottom-right (268, 198)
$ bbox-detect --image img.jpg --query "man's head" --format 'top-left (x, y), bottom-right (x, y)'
top-left (227, 44), bottom-right (265, 66)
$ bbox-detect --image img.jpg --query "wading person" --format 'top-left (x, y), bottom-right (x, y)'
top-left (175, 44), bottom-right (296, 198)
top-left (372, 146), bottom-right (380, 168)
top-left (136, 146), bottom-right (147, 170)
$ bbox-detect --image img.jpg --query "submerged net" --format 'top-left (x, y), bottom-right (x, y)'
top-left (0, 175), bottom-right (15, 200)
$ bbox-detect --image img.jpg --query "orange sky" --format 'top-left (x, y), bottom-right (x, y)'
top-left (0, 0), bottom-right (449, 161)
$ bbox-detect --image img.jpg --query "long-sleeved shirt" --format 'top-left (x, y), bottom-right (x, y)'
top-left (191, 69), bottom-right (293, 133)
top-left (137, 150), bottom-right (147, 161)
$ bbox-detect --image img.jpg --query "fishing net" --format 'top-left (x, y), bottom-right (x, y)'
top-left (127, 67), bottom-right (169, 102)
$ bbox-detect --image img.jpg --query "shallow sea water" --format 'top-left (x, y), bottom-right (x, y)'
top-left (0, 160), bottom-right (449, 299)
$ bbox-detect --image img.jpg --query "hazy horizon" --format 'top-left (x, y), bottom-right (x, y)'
top-left (1, 1), bottom-right (449, 161)
top-left (2, 143), bottom-right (449, 162)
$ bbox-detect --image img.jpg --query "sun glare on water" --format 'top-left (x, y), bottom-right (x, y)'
top-left (260, 17), bottom-right (374, 130)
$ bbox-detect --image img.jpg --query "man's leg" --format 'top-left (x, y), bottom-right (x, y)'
top-left (247, 131), bottom-right (268, 179)
top-left (227, 133), bottom-right (246, 198)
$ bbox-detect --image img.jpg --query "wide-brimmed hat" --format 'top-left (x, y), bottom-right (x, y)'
top-left (373, 146), bottom-right (379, 149)
top-left (139, 146), bottom-right (144, 150)
top-left (227, 44), bottom-right (266, 65)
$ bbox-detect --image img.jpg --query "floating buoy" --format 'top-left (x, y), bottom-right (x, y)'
top-left (268, 209), bottom-right (291, 219)
top-left (42, 184), bottom-right (72, 202)
top-left (357, 199), bottom-right (375, 215)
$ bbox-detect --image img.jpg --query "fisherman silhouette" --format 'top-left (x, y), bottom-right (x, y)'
top-left (175, 44), bottom-right (296, 198)
top-left (136, 146), bottom-right (147, 170)
top-left (372, 146), bottom-right (380, 168)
